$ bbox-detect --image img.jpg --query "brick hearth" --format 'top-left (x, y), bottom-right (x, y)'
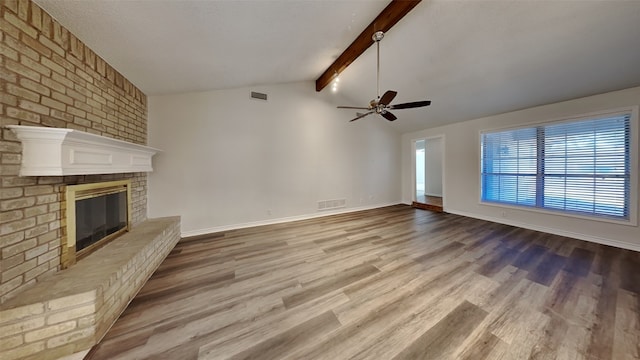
top-left (0, 217), bottom-right (180, 360)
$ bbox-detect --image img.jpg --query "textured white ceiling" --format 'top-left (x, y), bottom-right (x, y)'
top-left (33, 0), bottom-right (389, 94)
top-left (34, 0), bottom-right (640, 133)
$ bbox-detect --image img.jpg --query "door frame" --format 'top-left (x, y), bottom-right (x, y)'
top-left (411, 135), bottom-right (446, 207)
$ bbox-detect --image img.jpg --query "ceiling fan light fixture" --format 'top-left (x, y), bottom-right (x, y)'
top-left (337, 31), bottom-right (431, 122)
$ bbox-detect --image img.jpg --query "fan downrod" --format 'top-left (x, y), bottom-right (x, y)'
top-left (336, 30), bottom-right (431, 122)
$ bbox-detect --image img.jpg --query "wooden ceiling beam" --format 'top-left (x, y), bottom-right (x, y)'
top-left (315, 0), bottom-right (422, 92)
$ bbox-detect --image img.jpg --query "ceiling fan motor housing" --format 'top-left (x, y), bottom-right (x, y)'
top-left (337, 31), bottom-right (431, 122)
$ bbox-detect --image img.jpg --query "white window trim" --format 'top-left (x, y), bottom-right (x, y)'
top-left (477, 106), bottom-right (639, 227)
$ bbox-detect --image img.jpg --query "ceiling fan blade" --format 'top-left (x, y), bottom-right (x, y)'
top-left (337, 106), bottom-right (371, 110)
top-left (381, 111), bottom-right (397, 121)
top-left (389, 100), bottom-right (431, 110)
top-left (378, 90), bottom-right (397, 106)
top-left (349, 111), bottom-right (375, 122)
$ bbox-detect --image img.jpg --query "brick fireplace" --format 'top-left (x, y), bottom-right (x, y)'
top-left (0, 1), bottom-right (181, 359)
top-left (0, 0), bottom-right (148, 304)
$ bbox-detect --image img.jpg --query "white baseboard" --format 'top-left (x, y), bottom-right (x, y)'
top-left (181, 202), bottom-right (402, 238)
top-left (446, 208), bottom-right (640, 252)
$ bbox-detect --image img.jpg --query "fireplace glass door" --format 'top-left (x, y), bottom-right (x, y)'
top-left (63, 179), bottom-right (132, 268)
top-left (75, 190), bottom-right (127, 252)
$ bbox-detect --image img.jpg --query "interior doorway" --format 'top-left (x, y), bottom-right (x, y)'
top-left (413, 136), bottom-right (444, 212)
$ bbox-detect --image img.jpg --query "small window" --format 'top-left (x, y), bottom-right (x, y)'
top-left (481, 111), bottom-right (632, 221)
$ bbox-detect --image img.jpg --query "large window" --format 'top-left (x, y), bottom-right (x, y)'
top-left (481, 111), bottom-right (632, 221)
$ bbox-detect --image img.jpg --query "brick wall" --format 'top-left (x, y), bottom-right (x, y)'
top-left (1, 0), bottom-right (148, 303)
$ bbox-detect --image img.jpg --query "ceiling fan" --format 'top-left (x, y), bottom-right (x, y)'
top-left (337, 31), bottom-right (431, 122)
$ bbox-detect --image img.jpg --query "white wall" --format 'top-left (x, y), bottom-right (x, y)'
top-left (148, 81), bottom-right (401, 236)
top-left (402, 86), bottom-right (640, 251)
top-left (424, 137), bottom-right (443, 197)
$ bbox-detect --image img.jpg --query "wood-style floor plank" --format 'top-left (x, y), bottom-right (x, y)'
top-left (391, 300), bottom-right (488, 360)
top-left (87, 205), bottom-right (640, 360)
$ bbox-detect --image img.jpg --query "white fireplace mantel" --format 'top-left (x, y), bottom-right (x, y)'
top-left (7, 125), bottom-right (161, 176)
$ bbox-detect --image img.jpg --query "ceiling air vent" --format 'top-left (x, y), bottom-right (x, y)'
top-left (250, 91), bottom-right (268, 101)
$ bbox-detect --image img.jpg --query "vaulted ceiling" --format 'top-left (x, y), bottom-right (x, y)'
top-left (34, 0), bottom-right (640, 133)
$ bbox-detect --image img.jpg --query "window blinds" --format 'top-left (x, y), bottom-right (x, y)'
top-left (481, 113), bottom-right (631, 220)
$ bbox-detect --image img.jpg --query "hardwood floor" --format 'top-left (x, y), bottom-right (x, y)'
top-left (415, 195), bottom-right (443, 207)
top-left (413, 196), bottom-right (443, 212)
top-left (87, 205), bottom-right (640, 360)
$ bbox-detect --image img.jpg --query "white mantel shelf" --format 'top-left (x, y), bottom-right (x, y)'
top-left (7, 125), bottom-right (161, 176)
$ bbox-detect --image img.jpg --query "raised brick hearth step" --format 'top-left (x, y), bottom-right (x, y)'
top-left (0, 217), bottom-right (181, 360)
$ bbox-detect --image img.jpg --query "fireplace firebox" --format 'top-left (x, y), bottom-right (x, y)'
top-left (62, 180), bottom-right (132, 268)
